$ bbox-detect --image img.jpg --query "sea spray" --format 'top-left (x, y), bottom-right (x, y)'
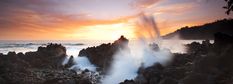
top-left (160, 34), bottom-right (188, 53)
top-left (66, 56), bottom-right (101, 84)
top-left (62, 56), bottom-right (70, 65)
top-left (101, 14), bottom-right (172, 84)
top-left (69, 56), bottom-right (97, 72)
top-left (63, 14), bottom-right (175, 84)
top-left (101, 48), bottom-right (140, 84)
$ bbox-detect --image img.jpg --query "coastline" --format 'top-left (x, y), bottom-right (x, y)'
top-left (0, 33), bottom-right (233, 84)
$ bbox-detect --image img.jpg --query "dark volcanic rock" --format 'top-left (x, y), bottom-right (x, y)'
top-left (64, 56), bottom-right (76, 68)
top-left (121, 33), bottom-right (233, 84)
top-left (120, 80), bottom-right (136, 84)
top-left (78, 35), bottom-right (129, 72)
top-left (138, 63), bottom-right (164, 84)
top-left (159, 77), bottom-right (178, 84)
top-left (0, 44), bottom-right (94, 84)
top-left (20, 43), bottom-right (67, 69)
top-left (180, 73), bottom-right (214, 84)
top-left (176, 33), bottom-right (233, 84)
top-left (119, 63), bottom-right (165, 84)
top-left (186, 40), bottom-right (212, 55)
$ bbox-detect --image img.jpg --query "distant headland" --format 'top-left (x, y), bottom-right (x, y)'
top-left (163, 19), bottom-right (233, 40)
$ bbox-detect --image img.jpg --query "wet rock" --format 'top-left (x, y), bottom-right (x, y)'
top-left (64, 56), bottom-right (76, 68)
top-left (78, 35), bottom-right (129, 72)
top-left (149, 43), bottom-right (160, 51)
top-left (113, 35), bottom-right (129, 49)
top-left (43, 78), bottom-right (76, 84)
top-left (134, 74), bottom-right (147, 84)
top-left (7, 51), bottom-right (17, 56)
top-left (181, 33), bottom-right (233, 84)
top-left (0, 44), bottom-right (95, 84)
top-left (158, 77), bottom-right (178, 84)
top-left (20, 43), bottom-right (67, 69)
top-left (120, 80), bottom-right (136, 84)
top-left (202, 39), bottom-right (211, 47)
top-left (76, 78), bottom-right (92, 84)
top-left (136, 63), bottom-right (164, 84)
top-left (37, 43), bottom-right (66, 57)
top-left (180, 73), bottom-right (215, 84)
top-left (186, 41), bottom-right (211, 55)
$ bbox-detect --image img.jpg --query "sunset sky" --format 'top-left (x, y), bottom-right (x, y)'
top-left (0, 0), bottom-right (232, 40)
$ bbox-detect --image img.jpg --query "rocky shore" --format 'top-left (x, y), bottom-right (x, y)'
top-left (1, 33), bottom-right (233, 84)
top-left (0, 44), bottom-right (95, 84)
top-left (120, 32), bottom-right (233, 84)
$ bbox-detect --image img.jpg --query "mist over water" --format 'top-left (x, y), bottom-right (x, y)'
top-left (102, 48), bottom-right (139, 84)
top-left (69, 56), bottom-right (97, 72)
top-left (101, 14), bottom-right (172, 84)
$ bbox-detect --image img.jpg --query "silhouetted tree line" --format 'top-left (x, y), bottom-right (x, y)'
top-left (163, 19), bottom-right (233, 39)
top-left (224, 0), bottom-right (233, 15)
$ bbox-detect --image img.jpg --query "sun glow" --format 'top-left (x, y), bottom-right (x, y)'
top-left (69, 23), bottom-right (136, 40)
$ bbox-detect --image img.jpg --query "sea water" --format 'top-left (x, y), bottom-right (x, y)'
top-left (0, 40), bottom-right (214, 56)
top-left (0, 40), bottom-right (113, 56)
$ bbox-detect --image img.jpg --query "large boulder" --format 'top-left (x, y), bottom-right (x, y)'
top-left (64, 56), bottom-right (76, 68)
top-left (78, 35), bottom-right (129, 72)
top-left (20, 43), bottom-right (67, 69)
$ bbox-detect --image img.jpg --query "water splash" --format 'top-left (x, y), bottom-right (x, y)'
top-left (101, 14), bottom-right (172, 84)
top-left (69, 56), bottom-right (97, 72)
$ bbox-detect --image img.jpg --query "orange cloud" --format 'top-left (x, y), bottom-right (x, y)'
top-left (0, 5), bottom-right (141, 40)
top-left (1, 0), bottom-right (231, 40)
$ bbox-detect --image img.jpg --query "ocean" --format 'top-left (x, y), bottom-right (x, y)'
top-left (0, 40), bottom-right (113, 56)
top-left (0, 40), bottom-right (213, 56)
